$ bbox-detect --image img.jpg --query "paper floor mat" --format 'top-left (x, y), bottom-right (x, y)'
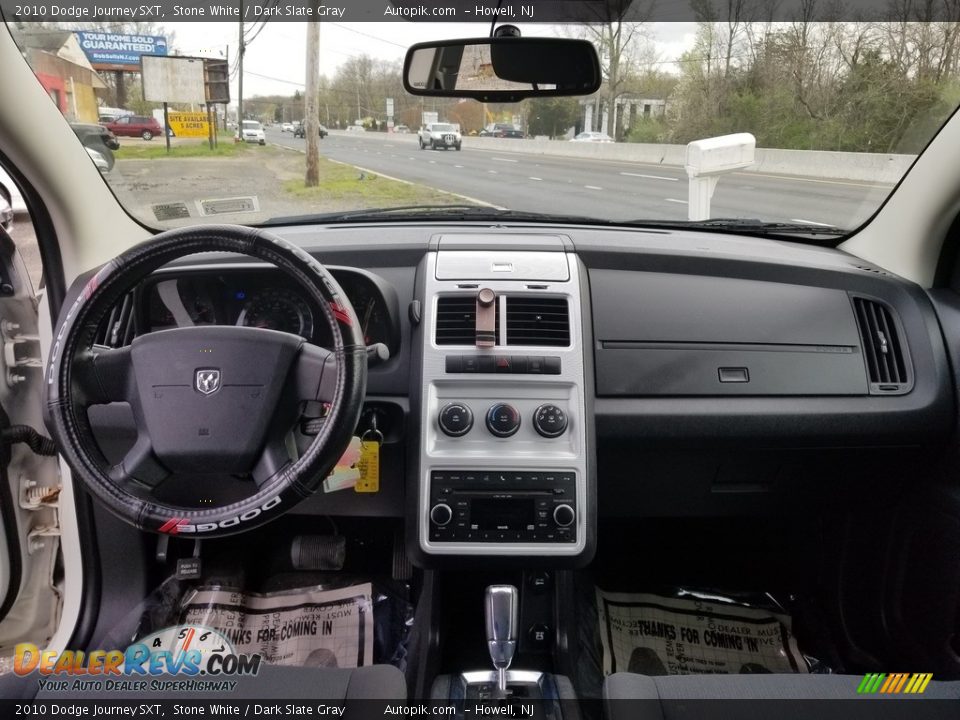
top-left (596, 588), bottom-right (808, 676)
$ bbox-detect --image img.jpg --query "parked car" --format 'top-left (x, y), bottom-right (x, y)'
top-left (571, 131), bottom-right (614, 143)
top-left (0, 165), bottom-right (27, 219)
top-left (419, 122), bottom-right (462, 150)
top-left (393, 125), bottom-right (410, 133)
top-left (69, 122), bottom-right (118, 170)
top-left (85, 147), bottom-right (110, 173)
top-left (479, 123), bottom-right (524, 138)
top-left (346, 125), bottom-right (366, 133)
top-left (0, 189), bottom-right (12, 232)
top-left (293, 122), bottom-right (328, 139)
top-left (103, 115), bottom-right (164, 141)
top-left (240, 120), bottom-right (266, 145)
top-left (281, 122), bottom-right (294, 133)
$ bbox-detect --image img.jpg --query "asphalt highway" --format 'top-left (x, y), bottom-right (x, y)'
top-left (266, 127), bottom-right (893, 229)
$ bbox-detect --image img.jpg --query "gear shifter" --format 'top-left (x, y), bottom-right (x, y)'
top-left (485, 585), bottom-right (519, 695)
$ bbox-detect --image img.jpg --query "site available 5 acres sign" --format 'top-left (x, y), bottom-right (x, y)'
top-left (76, 32), bottom-right (167, 71)
top-left (168, 112), bottom-right (210, 139)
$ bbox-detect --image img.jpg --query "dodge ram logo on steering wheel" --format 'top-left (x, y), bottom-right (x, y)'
top-left (195, 369), bottom-right (221, 395)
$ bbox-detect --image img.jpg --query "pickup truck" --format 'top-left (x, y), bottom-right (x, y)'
top-left (418, 122), bottom-right (462, 150)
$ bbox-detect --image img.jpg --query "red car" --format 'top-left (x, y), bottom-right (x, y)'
top-left (102, 115), bottom-right (164, 141)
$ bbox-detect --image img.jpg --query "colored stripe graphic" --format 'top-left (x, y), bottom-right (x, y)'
top-left (858, 673), bottom-right (932, 694)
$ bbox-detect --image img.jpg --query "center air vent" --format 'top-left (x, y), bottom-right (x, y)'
top-left (435, 296), bottom-right (499, 345)
top-left (93, 293), bottom-right (136, 348)
top-left (852, 296), bottom-right (911, 393)
top-left (506, 296), bottom-right (570, 347)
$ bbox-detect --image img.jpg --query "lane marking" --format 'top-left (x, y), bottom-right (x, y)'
top-left (454, 165), bottom-right (464, 168)
top-left (585, 185), bottom-right (603, 190)
top-left (790, 217), bottom-right (832, 226)
top-left (665, 198), bottom-right (688, 204)
top-left (493, 157), bottom-right (519, 163)
top-left (529, 177), bottom-right (542, 181)
top-left (488, 170), bottom-right (498, 174)
top-left (621, 172), bottom-right (678, 182)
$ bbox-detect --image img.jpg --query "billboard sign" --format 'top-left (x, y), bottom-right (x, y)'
top-left (76, 32), bottom-right (167, 71)
top-left (142, 55), bottom-right (206, 105)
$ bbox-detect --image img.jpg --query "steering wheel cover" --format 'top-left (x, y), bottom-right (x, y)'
top-left (45, 225), bottom-right (367, 536)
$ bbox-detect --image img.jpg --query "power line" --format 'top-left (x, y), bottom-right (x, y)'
top-left (245, 69), bottom-right (306, 87)
top-left (326, 23), bottom-right (408, 49)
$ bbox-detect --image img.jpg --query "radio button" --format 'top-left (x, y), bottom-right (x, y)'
top-left (486, 403), bottom-right (521, 437)
top-left (534, 404), bottom-right (568, 438)
top-left (553, 504), bottom-right (576, 528)
top-left (439, 403), bottom-right (473, 437)
top-left (430, 503), bottom-right (454, 527)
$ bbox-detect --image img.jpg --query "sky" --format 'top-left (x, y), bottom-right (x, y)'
top-left (166, 21), bottom-right (699, 98)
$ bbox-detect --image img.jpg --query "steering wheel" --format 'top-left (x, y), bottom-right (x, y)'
top-left (44, 225), bottom-right (367, 537)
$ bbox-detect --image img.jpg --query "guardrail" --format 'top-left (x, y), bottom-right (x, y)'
top-left (351, 131), bottom-right (914, 184)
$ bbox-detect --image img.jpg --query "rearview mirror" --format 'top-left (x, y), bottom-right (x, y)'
top-left (403, 37), bottom-right (601, 102)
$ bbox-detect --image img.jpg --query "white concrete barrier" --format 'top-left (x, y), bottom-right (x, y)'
top-left (344, 131), bottom-right (916, 184)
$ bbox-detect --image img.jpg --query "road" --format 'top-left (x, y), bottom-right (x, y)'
top-left (265, 127), bottom-right (893, 229)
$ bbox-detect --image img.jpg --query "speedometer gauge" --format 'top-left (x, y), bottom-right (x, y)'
top-left (237, 288), bottom-right (314, 339)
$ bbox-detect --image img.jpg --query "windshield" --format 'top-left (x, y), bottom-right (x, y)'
top-left (5, 14), bottom-right (959, 236)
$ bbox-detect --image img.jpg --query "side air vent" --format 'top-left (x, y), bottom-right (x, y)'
top-left (435, 295), bottom-right (499, 345)
top-left (506, 296), bottom-right (570, 347)
top-left (852, 296), bottom-right (911, 393)
top-left (93, 293), bottom-right (136, 348)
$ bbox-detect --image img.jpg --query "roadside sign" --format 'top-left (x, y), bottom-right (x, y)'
top-left (168, 112), bottom-right (210, 139)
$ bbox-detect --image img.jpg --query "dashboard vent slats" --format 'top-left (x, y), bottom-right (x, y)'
top-left (93, 293), bottom-right (135, 348)
top-left (853, 296), bottom-right (910, 393)
top-left (506, 297), bottom-right (570, 347)
top-left (435, 296), bottom-right (499, 345)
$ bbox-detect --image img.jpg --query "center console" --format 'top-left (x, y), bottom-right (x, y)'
top-left (409, 235), bottom-right (594, 562)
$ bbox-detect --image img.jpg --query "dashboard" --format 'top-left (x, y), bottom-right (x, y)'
top-left (83, 222), bottom-right (957, 568)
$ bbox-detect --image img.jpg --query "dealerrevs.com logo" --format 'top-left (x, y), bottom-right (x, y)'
top-left (14, 626), bottom-right (261, 693)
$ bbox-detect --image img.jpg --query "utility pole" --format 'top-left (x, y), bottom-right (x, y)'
top-left (237, 8), bottom-right (245, 135)
top-left (356, 86), bottom-right (361, 125)
top-left (305, 19), bottom-right (321, 186)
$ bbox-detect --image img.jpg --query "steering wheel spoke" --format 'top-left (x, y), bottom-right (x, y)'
top-left (251, 436), bottom-right (296, 489)
top-left (109, 434), bottom-right (170, 490)
top-left (295, 342), bottom-right (338, 402)
top-left (74, 346), bottom-right (134, 405)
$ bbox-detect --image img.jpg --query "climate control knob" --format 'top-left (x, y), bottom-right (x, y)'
top-left (430, 503), bottom-right (453, 527)
top-left (486, 403), bottom-right (521, 437)
top-left (439, 403), bottom-right (473, 437)
top-left (553, 504), bottom-right (575, 528)
top-left (533, 404), bottom-right (568, 438)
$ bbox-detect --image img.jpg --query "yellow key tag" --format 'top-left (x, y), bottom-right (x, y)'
top-left (355, 440), bottom-right (380, 493)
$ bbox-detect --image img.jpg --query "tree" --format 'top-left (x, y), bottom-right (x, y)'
top-left (577, 0), bottom-right (653, 138)
top-left (527, 97), bottom-right (580, 137)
